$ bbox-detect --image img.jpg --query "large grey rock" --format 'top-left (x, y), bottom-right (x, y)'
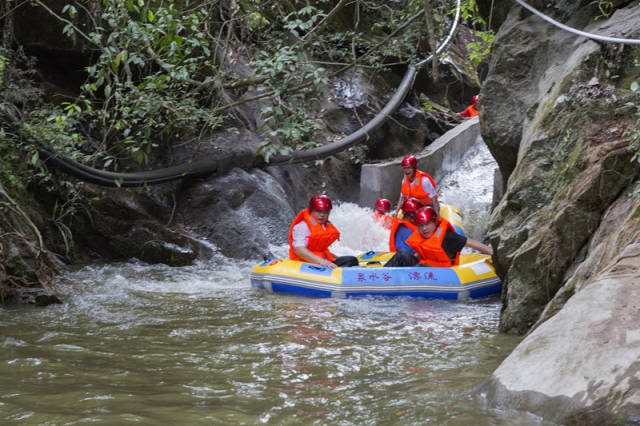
top-left (481, 1), bottom-right (605, 185)
top-left (479, 243), bottom-right (640, 425)
top-left (484, 1), bottom-right (640, 334)
top-left (177, 168), bottom-right (294, 259)
top-left (74, 185), bottom-right (203, 266)
top-left (477, 2), bottom-right (640, 422)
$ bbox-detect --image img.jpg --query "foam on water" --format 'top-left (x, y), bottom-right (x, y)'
top-left (438, 139), bottom-right (496, 240)
top-left (58, 138), bottom-right (497, 305)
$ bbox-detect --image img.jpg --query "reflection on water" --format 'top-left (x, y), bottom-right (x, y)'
top-left (0, 141), bottom-right (547, 424)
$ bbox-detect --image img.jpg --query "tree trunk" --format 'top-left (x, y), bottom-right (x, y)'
top-left (423, 0), bottom-right (439, 82)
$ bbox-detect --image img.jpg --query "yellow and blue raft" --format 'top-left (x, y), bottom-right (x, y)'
top-left (250, 251), bottom-right (500, 300)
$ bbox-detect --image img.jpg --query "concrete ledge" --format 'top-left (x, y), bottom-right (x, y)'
top-left (359, 116), bottom-right (481, 208)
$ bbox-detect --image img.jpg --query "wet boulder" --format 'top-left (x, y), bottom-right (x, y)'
top-left (177, 168), bottom-right (294, 260)
top-left (74, 185), bottom-right (203, 266)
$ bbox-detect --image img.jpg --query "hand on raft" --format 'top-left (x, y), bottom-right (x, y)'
top-left (319, 258), bottom-right (338, 269)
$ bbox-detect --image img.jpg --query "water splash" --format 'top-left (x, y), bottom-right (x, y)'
top-left (438, 139), bottom-right (496, 240)
top-left (332, 76), bottom-right (365, 108)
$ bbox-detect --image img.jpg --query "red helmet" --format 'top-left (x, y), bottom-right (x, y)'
top-left (309, 194), bottom-right (332, 211)
top-left (401, 198), bottom-right (424, 215)
top-left (472, 95), bottom-right (479, 104)
top-left (401, 155), bottom-right (418, 168)
top-left (414, 206), bottom-right (438, 225)
top-left (374, 198), bottom-right (392, 213)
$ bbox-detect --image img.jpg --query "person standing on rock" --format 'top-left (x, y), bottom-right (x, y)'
top-left (289, 194), bottom-right (359, 269)
top-left (459, 95), bottom-right (479, 118)
top-left (393, 154), bottom-right (439, 217)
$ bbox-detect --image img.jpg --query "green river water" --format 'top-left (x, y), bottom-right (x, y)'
top-left (0, 256), bottom-right (530, 424)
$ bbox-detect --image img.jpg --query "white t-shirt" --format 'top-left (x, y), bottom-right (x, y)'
top-left (292, 221), bottom-right (312, 247)
top-left (401, 174), bottom-right (437, 198)
top-left (292, 220), bottom-right (336, 248)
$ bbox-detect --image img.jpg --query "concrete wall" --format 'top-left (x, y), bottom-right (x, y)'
top-left (359, 116), bottom-right (481, 208)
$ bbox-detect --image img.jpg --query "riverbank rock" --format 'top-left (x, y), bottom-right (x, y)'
top-left (73, 185), bottom-right (204, 266)
top-left (484, 0), bottom-right (640, 332)
top-left (479, 242), bottom-right (640, 424)
top-left (176, 168), bottom-right (295, 259)
top-left (0, 184), bottom-right (63, 306)
top-left (478, 1), bottom-right (640, 422)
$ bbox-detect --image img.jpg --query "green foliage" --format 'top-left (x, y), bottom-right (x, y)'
top-left (591, 1), bottom-right (614, 20)
top-left (453, 0), bottom-right (494, 67)
top-left (0, 50), bottom-right (45, 198)
top-left (61, 0), bottom-right (224, 165)
top-left (467, 30), bottom-right (495, 67)
top-left (16, 0), bottom-right (488, 171)
top-left (626, 80), bottom-right (640, 199)
top-left (421, 99), bottom-right (434, 111)
top-left (0, 49), bottom-right (89, 259)
top-left (242, 0), bottom-right (476, 159)
top-left (0, 55), bottom-right (8, 87)
top-left (256, 96), bottom-right (323, 163)
top-left (457, 0), bottom-right (486, 27)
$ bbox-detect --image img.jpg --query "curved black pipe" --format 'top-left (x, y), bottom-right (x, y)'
top-left (35, 67), bottom-right (417, 186)
top-left (37, 143), bottom-right (217, 187)
top-left (35, 0), bottom-right (462, 186)
top-left (269, 66), bottom-right (418, 164)
top-left (36, 67), bottom-right (416, 184)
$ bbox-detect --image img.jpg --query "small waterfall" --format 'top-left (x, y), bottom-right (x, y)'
top-left (438, 138), bottom-right (496, 240)
top-left (267, 139), bottom-right (497, 258)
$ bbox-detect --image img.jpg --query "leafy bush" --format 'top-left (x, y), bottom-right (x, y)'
top-left (60, 0), bottom-right (224, 166)
top-left (626, 80), bottom-right (640, 199)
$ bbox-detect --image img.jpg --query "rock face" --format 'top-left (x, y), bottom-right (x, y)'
top-left (73, 185), bottom-right (205, 266)
top-left (484, 0), bottom-right (640, 333)
top-left (478, 1), bottom-right (640, 422)
top-left (176, 168), bottom-right (295, 260)
top-left (0, 184), bottom-right (63, 305)
top-left (480, 196), bottom-right (640, 424)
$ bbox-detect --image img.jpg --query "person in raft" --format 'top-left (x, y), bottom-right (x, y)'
top-left (388, 198), bottom-right (424, 258)
top-left (385, 206), bottom-right (492, 267)
top-left (373, 198), bottom-right (397, 230)
top-left (393, 154), bottom-right (440, 216)
top-left (289, 194), bottom-right (359, 269)
top-left (459, 95), bottom-right (479, 118)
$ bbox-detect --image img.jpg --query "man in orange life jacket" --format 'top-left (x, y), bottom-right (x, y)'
top-left (393, 154), bottom-right (440, 217)
top-left (289, 194), bottom-right (359, 269)
top-left (386, 206), bottom-right (492, 267)
top-left (388, 198), bottom-right (423, 257)
top-left (373, 198), bottom-right (397, 230)
top-left (459, 95), bottom-right (479, 118)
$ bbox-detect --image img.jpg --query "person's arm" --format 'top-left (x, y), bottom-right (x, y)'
top-left (393, 194), bottom-right (406, 217)
top-left (294, 247), bottom-right (338, 269)
top-left (433, 196), bottom-right (440, 215)
top-left (464, 238), bottom-right (493, 255)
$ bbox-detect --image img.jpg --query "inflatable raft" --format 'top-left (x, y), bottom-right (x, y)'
top-left (250, 251), bottom-right (501, 300)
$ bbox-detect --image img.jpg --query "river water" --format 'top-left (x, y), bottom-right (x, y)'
top-left (0, 141), bottom-right (542, 424)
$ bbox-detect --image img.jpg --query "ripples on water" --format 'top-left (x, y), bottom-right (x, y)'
top-left (0, 260), bottom-right (524, 424)
top-left (0, 140), bottom-right (541, 424)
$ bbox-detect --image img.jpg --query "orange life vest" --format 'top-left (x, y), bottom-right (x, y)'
top-left (406, 218), bottom-right (460, 267)
top-left (401, 169), bottom-right (437, 206)
top-left (460, 104), bottom-right (478, 117)
top-left (374, 212), bottom-right (399, 230)
top-left (288, 209), bottom-right (340, 262)
top-left (389, 220), bottom-right (417, 252)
